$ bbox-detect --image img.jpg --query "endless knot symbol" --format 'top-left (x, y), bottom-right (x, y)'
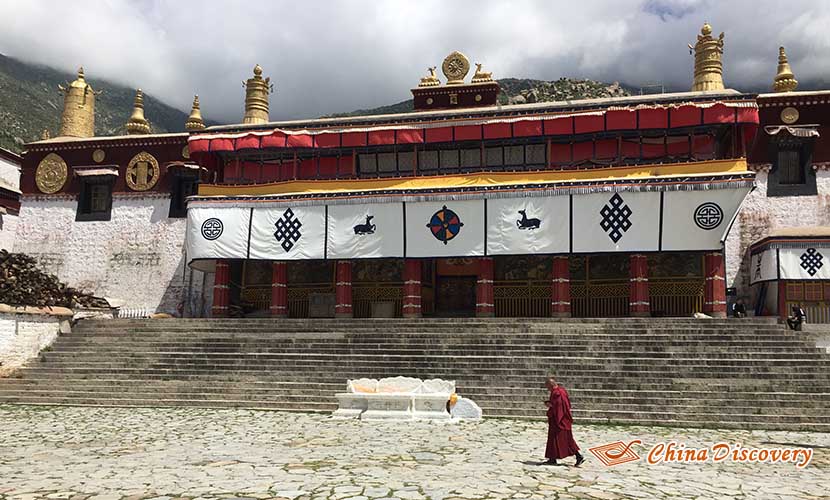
top-left (600, 193), bottom-right (632, 243)
top-left (274, 208), bottom-right (303, 252)
top-left (201, 218), bottom-right (223, 241)
top-left (694, 202), bottom-right (723, 230)
top-left (800, 248), bottom-right (824, 276)
top-left (426, 205), bottom-right (464, 245)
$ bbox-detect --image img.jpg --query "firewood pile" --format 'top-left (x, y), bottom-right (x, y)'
top-left (0, 250), bottom-right (109, 308)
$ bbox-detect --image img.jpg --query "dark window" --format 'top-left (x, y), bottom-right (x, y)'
top-left (777, 149), bottom-right (804, 185)
top-left (767, 134), bottom-right (816, 197)
top-left (169, 172), bottom-right (199, 218)
top-left (76, 178), bottom-right (114, 221)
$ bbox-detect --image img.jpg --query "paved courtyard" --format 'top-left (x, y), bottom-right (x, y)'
top-left (0, 405), bottom-right (828, 500)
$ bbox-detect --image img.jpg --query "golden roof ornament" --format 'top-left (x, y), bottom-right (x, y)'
top-left (471, 63), bottom-right (493, 83)
top-left (40, 129), bottom-right (51, 140)
top-left (418, 66), bottom-right (440, 87)
top-left (442, 51), bottom-right (471, 85)
top-left (689, 22), bottom-right (725, 92)
top-left (185, 94), bottom-right (206, 131)
top-left (57, 67), bottom-right (98, 138)
top-left (242, 64), bottom-right (273, 125)
top-left (125, 88), bottom-right (151, 135)
top-left (773, 46), bottom-right (798, 92)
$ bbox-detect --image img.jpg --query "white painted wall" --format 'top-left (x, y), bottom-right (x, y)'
top-left (0, 312), bottom-right (62, 376)
top-left (0, 212), bottom-right (17, 251)
top-left (725, 169), bottom-right (830, 299)
top-left (0, 155), bottom-right (20, 191)
top-left (15, 193), bottom-right (210, 314)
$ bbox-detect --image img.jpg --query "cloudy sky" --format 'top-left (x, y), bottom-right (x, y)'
top-left (1, 0), bottom-right (829, 123)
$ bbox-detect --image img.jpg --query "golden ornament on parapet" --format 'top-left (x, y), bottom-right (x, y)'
top-left (92, 149), bottom-right (105, 163)
top-left (35, 153), bottom-right (68, 194)
top-left (182, 145), bottom-right (190, 159)
top-left (126, 151), bottom-right (160, 191)
top-left (781, 107), bottom-right (799, 125)
top-left (442, 51), bottom-right (470, 85)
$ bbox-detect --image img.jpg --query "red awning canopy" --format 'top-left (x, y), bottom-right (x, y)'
top-left (188, 101), bottom-right (759, 155)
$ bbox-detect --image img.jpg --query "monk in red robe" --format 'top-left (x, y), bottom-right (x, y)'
top-left (544, 377), bottom-right (585, 466)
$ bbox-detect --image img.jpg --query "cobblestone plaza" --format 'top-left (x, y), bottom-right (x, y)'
top-left (1, 405), bottom-right (827, 500)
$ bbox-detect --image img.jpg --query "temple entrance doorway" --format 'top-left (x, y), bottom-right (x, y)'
top-left (435, 258), bottom-right (477, 317)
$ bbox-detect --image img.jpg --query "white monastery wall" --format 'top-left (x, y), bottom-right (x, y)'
top-left (725, 169), bottom-right (830, 299)
top-left (0, 311), bottom-right (64, 376)
top-left (0, 154), bottom-right (21, 252)
top-left (15, 193), bottom-right (211, 315)
top-left (0, 212), bottom-right (18, 251)
top-left (0, 155), bottom-right (20, 191)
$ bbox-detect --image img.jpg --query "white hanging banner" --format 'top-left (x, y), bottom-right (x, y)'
top-left (749, 248), bottom-right (779, 284)
top-left (405, 200), bottom-right (485, 257)
top-left (327, 203), bottom-right (404, 259)
top-left (186, 207), bottom-right (251, 261)
top-left (662, 187), bottom-right (750, 251)
top-left (779, 247), bottom-right (830, 280)
top-left (572, 191), bottom-right (660, 253)
top-left (249, 206), bottom-right (326, 260)
top-left (486, 196), bottom-right (569, 255)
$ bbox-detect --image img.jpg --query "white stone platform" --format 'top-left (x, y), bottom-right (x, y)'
top-left (332, 376), bottom-right (482, 420)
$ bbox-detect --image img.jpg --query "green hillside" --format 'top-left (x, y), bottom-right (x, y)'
top-left (0, 53), bottom-right (194, 153)
top-left (328, 78), bottom-right (633, 118)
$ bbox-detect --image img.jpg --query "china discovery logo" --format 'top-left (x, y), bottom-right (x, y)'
top-left (589, 440), bottom-right (812, 468)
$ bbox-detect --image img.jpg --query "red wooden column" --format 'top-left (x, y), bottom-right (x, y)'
top-left (476, 257), bottom-right (495, 317)
top-left (335, 260), bottom-right (353, 318)
top-left (270, 262), bottom-right (288, 318)
top-left (211, 260), bottom-right (230, 317)
top-left (402, 259), bottom-right (422, 318)
top-left (551, 256), bottom-right (571, 317)
top-left (629, 254), bottom-right (650, 317)
top-left (703, 251), bottom-right (727, 318)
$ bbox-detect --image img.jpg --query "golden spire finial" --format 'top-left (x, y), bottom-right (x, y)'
top-left (185, 94), bottom-right (206, 131)
top-left (57, 65), bottom-right (96, 137)
top-left (125, 88), bottom-right (151, 135)
top-left (773, 46), bottom-right (798, 93)
top-left (689, 22), bottom-right (725, 92)
top-left (242, 64), bottom-right (273, 124)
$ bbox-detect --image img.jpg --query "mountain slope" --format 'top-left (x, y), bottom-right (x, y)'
top-left (0, 54), bottom-right (195, 153)
top-left (328, 78), bottom-right (633, 118)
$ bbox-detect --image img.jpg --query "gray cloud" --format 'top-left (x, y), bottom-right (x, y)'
top-left (1, 0), bottom-right (828, 123)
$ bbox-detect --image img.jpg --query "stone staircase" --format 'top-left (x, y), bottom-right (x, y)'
top-left (0, 317), bottom-right (828, 431)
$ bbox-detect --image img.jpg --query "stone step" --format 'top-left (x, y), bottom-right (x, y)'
top-left (2, 316), bottom-right (826, 432)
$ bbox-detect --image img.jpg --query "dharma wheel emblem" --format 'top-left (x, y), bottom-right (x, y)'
top-left (426, 205), bottom-right (464, 245)
top-left (35, 153), bottom-right (68, 194)
top-left (442, 51), bottom-right (470, 85)
top-left (126, 151), bottom-right (160, 191)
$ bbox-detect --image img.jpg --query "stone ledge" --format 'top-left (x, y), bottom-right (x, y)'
top-left (0, 304), bottom-right (73, 318)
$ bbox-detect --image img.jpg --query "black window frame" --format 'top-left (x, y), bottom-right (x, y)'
top-left (169, 169), bottom-right (200, 218)
top-left (75, 176), bottom-right (115, 222)
top-left (767, 133), bottom-right (817, 197)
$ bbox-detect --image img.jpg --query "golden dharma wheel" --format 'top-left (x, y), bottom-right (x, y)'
top-left (35, 153), bottom-right (68, 194)
top-left (126, 151), bottom-right (160, 191)
top-left (442, 51), bottom-right (470, 85)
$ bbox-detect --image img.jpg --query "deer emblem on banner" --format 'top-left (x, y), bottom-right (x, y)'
top-left (516, 209), bottom-right (541, 230)
top-left (353, 215), bottom-right (376, 235)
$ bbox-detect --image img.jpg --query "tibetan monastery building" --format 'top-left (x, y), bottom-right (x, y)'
top-left (14, 24), bottom-right (830, 321)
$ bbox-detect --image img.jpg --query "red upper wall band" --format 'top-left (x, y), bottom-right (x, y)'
top-left (188, 103), bottom-right (759, 155)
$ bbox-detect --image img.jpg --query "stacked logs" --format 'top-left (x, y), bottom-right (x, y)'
top-left (0, 250), bottom-right (109, 308)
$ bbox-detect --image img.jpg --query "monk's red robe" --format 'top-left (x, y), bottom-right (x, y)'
top-left (545, 385), bottom-right (580, 459)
